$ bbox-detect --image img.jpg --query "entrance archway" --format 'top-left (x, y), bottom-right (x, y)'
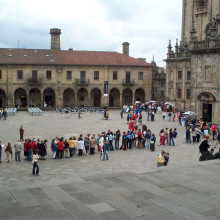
top-left (109, 88), bottom-right (120, 107)
top-left (122, 88), bottom-right (133, 106)
top-left (90, 88), bottom-right (101, 107)
top-left (77, 88), bottom-right (88, 107)
top-left (63, 88), bottom-right (75, 107)
top-left (14, 88), bottom-right (27, 108)
top-left (135, 88), bottom-right (145, 103)
top-left (0, 89), bottom-right (6, 108)
top-left (197, 92), bottom-right (216, 122)
top-left (43, 88), bottom-right (55, 107)
top-left (29, 88), bottom-right (41, 107)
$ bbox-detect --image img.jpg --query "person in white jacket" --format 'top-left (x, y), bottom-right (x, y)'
top-left (32, 152), bottom-right (39, 175)
top-left (78, 137), bottom-right (84, 156)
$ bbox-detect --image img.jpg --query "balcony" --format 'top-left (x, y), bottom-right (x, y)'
top-left (27, 78), bottom-right (42, 85)
top-left (122, 79), bottom-right (135, 86)
top-left (75, 79), bottom-right (90, 86)
top-left (190, 39), bottom-right (220, 53)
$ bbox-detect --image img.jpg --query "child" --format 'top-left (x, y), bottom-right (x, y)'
top-left (164, 152), bottom-right (169, 166)
top-left (32, 151), bottom-right (40, 175)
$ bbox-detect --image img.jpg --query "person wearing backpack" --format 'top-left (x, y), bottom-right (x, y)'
top-left (150, 134), bottom-right (156, 151)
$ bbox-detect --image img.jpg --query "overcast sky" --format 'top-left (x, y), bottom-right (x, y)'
top-left (0, 0), bottom-right (182, 67)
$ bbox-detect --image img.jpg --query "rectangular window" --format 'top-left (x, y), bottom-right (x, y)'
top-left (0, 70), bottom-right (2, 79)
top-left (94, 71), bottom-right (99, 80)
top-left (186, 89), bottom-right (190, 99)
top-left (67, 71), bottom-right (72, 80)
top-left (138, 72), bottom-right (143, 80)
top-left (125, 96), bottom-right (132, 102)
top-left (187, 71), bottom-right (191, 80)
top-left (46, 71), bottom-right (52, 80)
top-left (113, 71), bottom-right (118, 80)
top-left (177, 89), bottom-right (182, 98)
top-left (161, 81), bottom-right (164, 87)
top-left (178, 71), bottom-right (182, 80)
top-left (32, 70), bottom-right (37, 81)
top-left (17, 70), bottom-right (23, 80)
top-left (126, 72), bottom-right (130, 84)
top-left (160, 91), bottom-right (164, 96)
top-left (80, 71), bottom-right (86, 83)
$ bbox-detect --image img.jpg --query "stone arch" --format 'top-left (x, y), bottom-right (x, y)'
top-left (122, 88), bottom-right (133, 106)
top-left (135, 88), bottom-right (145, 103)
top-left (90, 88), bottom-right (101, 107)
top-left (0, 89), bottom-right (6, 108)
top-left (197, 91), bottom-right (216, 123)
top-left (43, 88), bottom-right (56, 107)
top-left (77, 88), bottom-right (88, 107)
top-left (63, 88), bottom-right (75, 107)
top-left (29, 88), bottom-right (41, 107)
top-left (14, 88), bottom-right (27, 108)
top-left (109, 88), bottom-right (120, 107)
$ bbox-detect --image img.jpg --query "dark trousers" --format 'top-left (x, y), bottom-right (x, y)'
top-left (196, 134), bottom-right (200, 142)
top-left (20, 134), bottom-right (24, 142)
top-left (0, 150), bottom-right (2, 162)
top-left (109, 140), bottom-right (113, 151)
top-left (78, 149), bottom-right (83, 156)
top-left (69, 148), bottom-right (74, 157)
top-left (32, 162), bottom-right (39, 174)
top-left (85, 146), bottom-right (89, 154)
top-left (15, 151), bottom-right (21, 161)
top-left (90, 148), bottom-right (95, 155)
top-left (193, 136), bottom-right (196, 143)
top-left (57, 150), bottom-right (63, 159)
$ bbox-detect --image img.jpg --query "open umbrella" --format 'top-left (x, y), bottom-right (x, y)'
top-left (145, 100), bottom-right (157, 105)
top-left (164, 102), bottom-right (175, 107)
top-left (183, 111), bottom-right (197, 115)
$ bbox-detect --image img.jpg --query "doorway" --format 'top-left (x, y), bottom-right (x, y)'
top-left (202, 103), bottom-right (212, 122)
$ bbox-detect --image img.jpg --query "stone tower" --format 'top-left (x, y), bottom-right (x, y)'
top-left (122, 42), bottom-right (129, 56)
top-left (50, 28), bottom-right (61, 50)
top-left (165, 0), bottom-right (220, 123)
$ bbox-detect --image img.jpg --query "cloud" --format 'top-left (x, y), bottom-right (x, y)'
top-left (0, 0), bottom-right (182, 66)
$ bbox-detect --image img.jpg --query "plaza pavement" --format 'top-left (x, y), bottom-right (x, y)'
top-left (0, 110), bottom-right (219, 220)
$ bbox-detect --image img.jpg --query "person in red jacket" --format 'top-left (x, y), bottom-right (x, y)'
top-left (31, 139), bottom-right (37, 154)
top-left (212, 124), bottom-right (217, 140)
top-left (57, 138), bottom-right (64, 159)
top-left (131, 114), bottom-right (136, 121)
top-left (27, 139), bottom-right (32, 161)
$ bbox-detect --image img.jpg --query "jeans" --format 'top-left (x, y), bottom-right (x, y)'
top-left (109, 140), bottom-right (113, 150)
top-left (78, 149), bottom-right (83, 156)
top-left (169, 137), bottom-right (175, 146)
top-left (128, 140), bottom-right (132, 149)
top-left (69, 148), bottom-right (74, 157)
top-left (28, 149), bottom-right (33, 161)
top-left (145, 139), bottom-right (150, 149)
top-left (103, 151), bottom-right (108, 160)
top-left (168, 116), bottom-right (171, 122)
top-left (147, 115), bottom-right (150, 121)
top-left (57, 150), bottom-right (63, 159)
top-left (115, 140), bottom-right (119, 150)
top-left (32, 162), bottom-right (39, 174)
top-left (186, 137), bottom-right (191, 144)
top-left (15, 151), bottom-right (21, 161)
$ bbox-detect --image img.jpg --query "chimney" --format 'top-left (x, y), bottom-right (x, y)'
top-left (50, 28), bottom-right (61, 50)
top-left (122, 42), bottom-right (129, 56)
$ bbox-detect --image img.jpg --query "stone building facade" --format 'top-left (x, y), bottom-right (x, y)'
top-left (165, 0), bottom-right (220, 123)
top-left (0, 29), bottom-right (153, 108)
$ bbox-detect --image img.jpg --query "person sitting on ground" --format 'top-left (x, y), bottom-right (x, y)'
top-left (157, 150), bottom-right (166, 167)
top-left (214, 148), bottom-right (220, 159)
top-left (199, 135), bottom-right (215, 161)
top-left (164, 152), bottom-right (169, 166)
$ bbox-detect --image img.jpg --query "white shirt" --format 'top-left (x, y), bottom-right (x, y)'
top-left (78, 140), bottom-right (84, 150)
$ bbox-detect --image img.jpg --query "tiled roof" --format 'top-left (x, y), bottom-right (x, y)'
top-left (0, 48), bottom-right (152, 67)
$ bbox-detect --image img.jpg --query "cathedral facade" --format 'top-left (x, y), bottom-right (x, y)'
top-left (165, 0), bottom-right (220, 123)
top-left (0, 29), bottom-right (153, 108)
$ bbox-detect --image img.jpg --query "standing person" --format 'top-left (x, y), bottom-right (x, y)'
top-left (150, 134), bottom-right (156, 151)
top-left (164, 128), bottom-right (169, 145)
top-left (96, 134), bottom-right (101, 151)
top-left (19, 126), bottom-right (24, 142)
top-left (27, 139), bottom-right (33, 161)
top-left (32, 151), bottom-right (40, 175)
top-left (89, 136), bottom-right (96, 155)
top-left (192, 128), bottom-right (196, 144)
top-left (212, 124), bottom-right (217, 140)
top-left (57, 138), bottom-right (64, 159)
top-left (78, 137), bottom-right (84, 156)
top-left (78, 109), bottom-right (82, 119)
top-left (145, 130), bottom-right (151, 149)
top-left (159, 129), bottom-right (165, 146)
top-left (84, 137), bottom-right (90, 154)
top-left (120, 110), bottom-right (123, 119)
top-left (68, 137), bottom-right (74, 158)
top-left (64, 139), bottom-right (70, 158)
top-left (137, 129), bottom-right (143, 149)
top-left (73, 136), bottom-right (78, 156)
top-left (168, 112), bottom-right (172, 122)
top-left (14, 140), bottom-right (22, 161)
top-left (186, 127), bottom-right (191, 144)
top-left (5, 143), bottom-right (12, 163)
top-left (169, 129), bottom-right (175, 146)
top-left (114, 130), bottom-right (120, 150)
top-left (109, 132), bottom-right (113, 151)
top-left (23, 139), bottom-right (28, 160)
top-left (0, 140), bottom-right (2, 163)
top-left (195, 126), bottom-right (201, 143)
top-left (103, 139), bottom-right (109, 161)
top-left (51, 139), bottom-right (57, 159)
top-left (127, 113), bottom-right (130, 124)
top-left (214, 132), bottom-right (220, 148)
top-left (162, 112), bottom-right (166, 121)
